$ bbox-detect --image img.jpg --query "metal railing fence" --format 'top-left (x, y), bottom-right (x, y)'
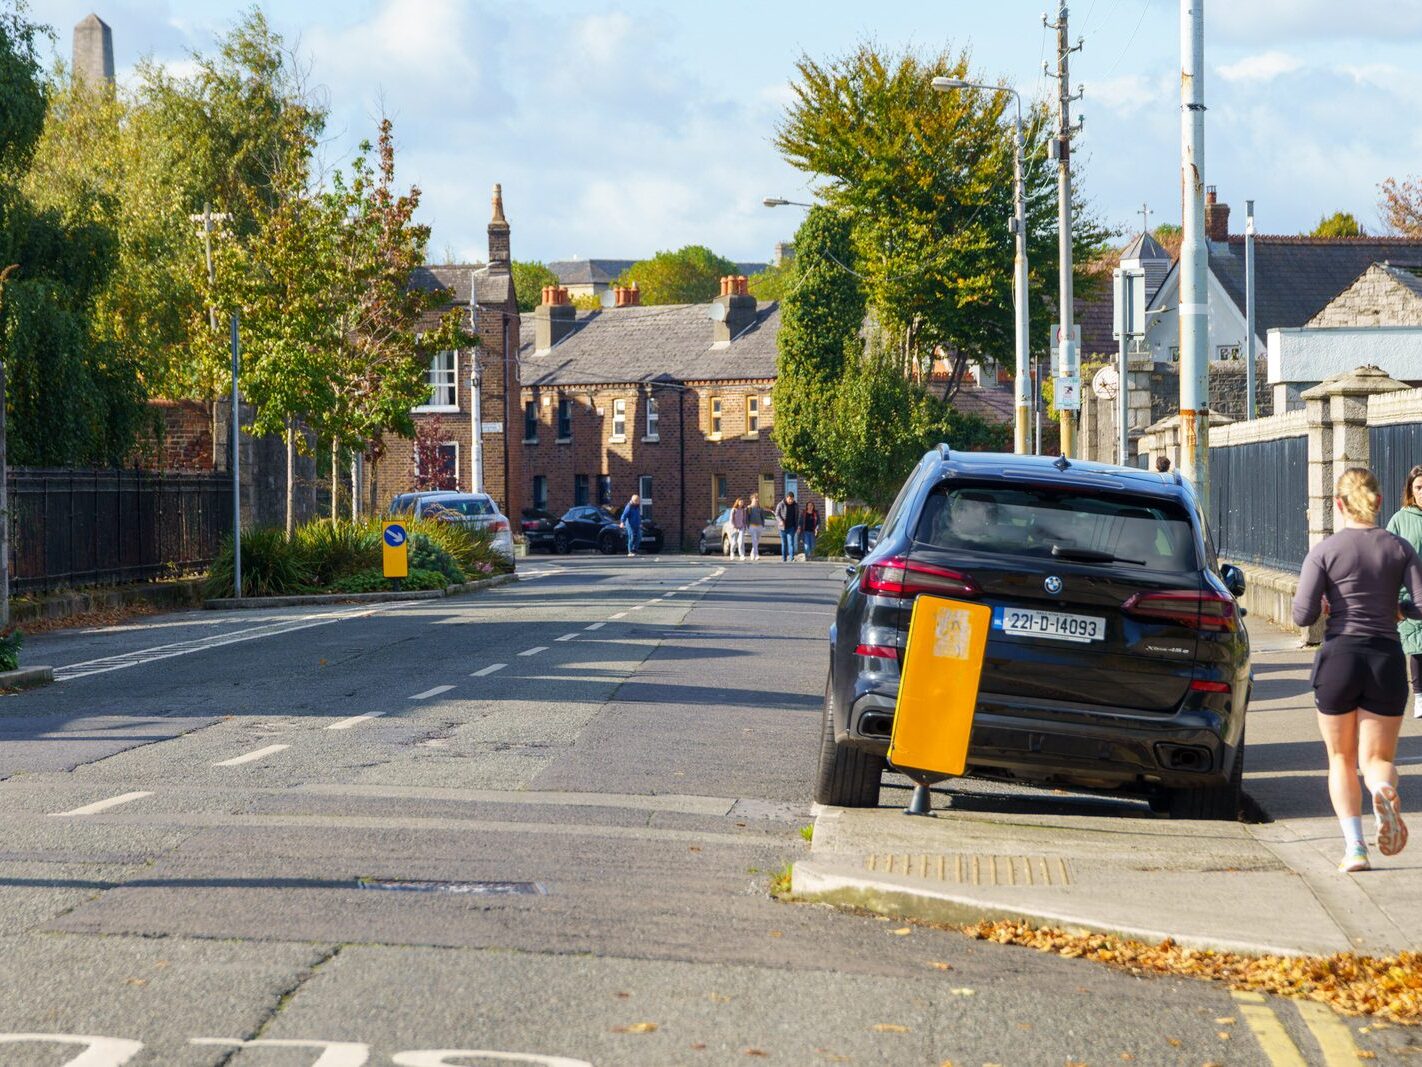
top-left (1209, 436), bottom-right (1309, 572)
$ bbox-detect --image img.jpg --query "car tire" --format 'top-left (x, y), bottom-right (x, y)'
top-left (649, 537), bottom-right (664, 554)
top-left (1165, 722), bottom-right (1245, 821)
top-left (813, 675), bottom-right (884, 808)
top-left (598, 532), bottom-right (620, 555)
top-left (553, 533), bottom-right (571, 555)
top-left (721, 535), bottom-right (731, 556)
top-left (697, 534), bottom-right (709, 555)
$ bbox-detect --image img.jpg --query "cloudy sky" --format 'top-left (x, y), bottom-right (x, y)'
top-left (31, 0), bottom-right (1422, 265)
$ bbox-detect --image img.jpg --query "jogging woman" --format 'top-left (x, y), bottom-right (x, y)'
top-left (1293, 467), bottom-right (1421, 872)
top-left (1385, 463), bottom-right (1422, 718)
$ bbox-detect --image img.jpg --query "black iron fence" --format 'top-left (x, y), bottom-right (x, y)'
top-left (1369, 422), bottom-right (1422, 521)
top-left (1210, 435), bottom-right (1309, 572)
top-left (9, 468), bottom-right (232, 593)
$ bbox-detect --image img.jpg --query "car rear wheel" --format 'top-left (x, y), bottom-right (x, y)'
top-left (722, 535), bottom-right (731, 556)
top-left (1164, 722), bottom-right (1245, 821)
top-left (553, 532), bottom-right (571, 555)
top-left (598, 532), bottom-right (621, 555)
top-left (814, 676), bottom-right (884, 808)
top-left (697, 533), bottom-right (709, 555)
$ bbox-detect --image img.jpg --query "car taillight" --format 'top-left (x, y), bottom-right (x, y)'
top-left (1189, 678), bottom-right (1231, 693)
top-left (860, 556), bottom-right (978, 600)
top-left (854, 643), bottom-right (899, 660)
top-left (1123, 590), bottom-right (1237, 632)
top-left (489, 519), bottom-right (509, 533)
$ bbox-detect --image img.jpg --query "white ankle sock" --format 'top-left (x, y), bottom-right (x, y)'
top-left (1415, 694), bottom-right (1422, 719)
top-left (1340, 816), bottom-right (1366, 849)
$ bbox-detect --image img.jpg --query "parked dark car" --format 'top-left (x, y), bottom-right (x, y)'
top-left (520, 508), bottom-right (559, 552)
top-left (552, 506), bottom-right (665, 555)
top-left (819, 446), bottom-right (1251, 819)
top-left (697, 508), bottom-right (779, 555)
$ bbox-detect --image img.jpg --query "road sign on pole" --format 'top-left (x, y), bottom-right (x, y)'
top-left (383, 521), bottom-right (409, 581)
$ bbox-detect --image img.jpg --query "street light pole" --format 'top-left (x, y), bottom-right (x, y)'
top-left (932, 77), bottom-right (1030, 454)
top-left (229, 312), bottom-right (242, 599)
top-left (1179, 0), bottom-right (1210, 505)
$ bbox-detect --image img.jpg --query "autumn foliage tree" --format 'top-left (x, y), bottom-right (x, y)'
top-left (1380, 177), bottom-right (1422, 236)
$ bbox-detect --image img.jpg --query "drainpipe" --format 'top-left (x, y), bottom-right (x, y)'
top-left (1245, 199), bottom-right (1256, 420)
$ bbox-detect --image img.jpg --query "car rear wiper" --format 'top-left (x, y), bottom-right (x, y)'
top-left (1051, 544), bottom-right (1146, 566)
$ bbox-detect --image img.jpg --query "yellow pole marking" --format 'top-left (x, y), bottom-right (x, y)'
top-left (1231, 990), bottom-right (1307, 1067)
top-left (1296, 1000), bottom-right (1361, 1066)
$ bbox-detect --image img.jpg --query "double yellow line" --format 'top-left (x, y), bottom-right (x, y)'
top-left (1231, 990), bottom-right (1367, 1065)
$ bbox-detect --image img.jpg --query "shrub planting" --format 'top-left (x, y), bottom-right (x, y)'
top-left (816, 507), bottom-right (886, 558)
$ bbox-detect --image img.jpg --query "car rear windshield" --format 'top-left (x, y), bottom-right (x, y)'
top-left (428, 498), bottom-right (496, 517)
top-left (914, 483), bottom-right (1200, 572)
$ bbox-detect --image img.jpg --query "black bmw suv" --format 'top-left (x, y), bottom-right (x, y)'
top-left (818, 446), bottom-right (1251, 819)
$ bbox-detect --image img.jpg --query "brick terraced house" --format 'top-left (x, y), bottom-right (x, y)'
top-left (518, 276), bottom-right (823, 550)
top-left (372, 185), bottom-right (523, 518)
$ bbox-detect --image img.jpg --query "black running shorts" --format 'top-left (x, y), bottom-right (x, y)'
top-left (1311, 635), bottom-right (1408, 716)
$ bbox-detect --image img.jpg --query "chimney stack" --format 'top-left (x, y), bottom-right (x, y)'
top-left (487, 183), bottom-right (511, 270)
top-left (612, 282), bottom-right (642, 308)
top-left (73, 14), bottom-right (115, 86)
top-left (535, 285), bottom-right (575, 352)
top-left (1205, 186), bottom-right (1230, 243)
top-left (711, 275), bottom-right (757, 345)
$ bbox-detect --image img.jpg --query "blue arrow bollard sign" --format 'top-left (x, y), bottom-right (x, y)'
top-left (382, 521), bottom-right (409, 579)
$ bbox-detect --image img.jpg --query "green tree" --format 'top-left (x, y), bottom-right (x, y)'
top-left (1311, 211), bottom-right (1364, 238)
top-left (776, 45), bottom-right (1111, 392)
top-left (615, 245), bottom-right (737, 304)
top-left (512, 260), bottom-right (559, 312)
top-left (747, 262), bottom-right (791, 302)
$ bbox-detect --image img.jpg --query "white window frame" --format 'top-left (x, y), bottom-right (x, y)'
top-left (1216, 344), bottom-right (1241, 362)
top-left (414, 440), bottom-right (460, 485)
top-left (414, 349), bottom-right (459, 412)
top-left (785, 472), bottom-right (799, 498)
top-left (710, 396), bottom-right (723, 438)
top-left (611, 398), bottom-right (627, 441)
top-left (644, 395), bottom-right (660, 441)
top-left (746, 395), bottom-right (760, 436)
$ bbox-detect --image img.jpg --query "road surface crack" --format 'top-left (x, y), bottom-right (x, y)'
top-left (209, 942), bottom-right (343, 1065)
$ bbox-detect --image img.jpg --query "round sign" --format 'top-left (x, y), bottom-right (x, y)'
top-left (1091, 365), bottom-right (1119, 400)
top-left (383, 524), bottom-right (407, 548)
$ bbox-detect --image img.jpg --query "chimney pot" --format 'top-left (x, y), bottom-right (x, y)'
top-left (1204, 190), bottom-right (1230, 242)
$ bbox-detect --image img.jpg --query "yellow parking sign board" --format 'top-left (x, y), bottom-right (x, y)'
top-left (382, 520), bottom-right (409, 579)
top-left (888, 595), bottom-right (992, 781)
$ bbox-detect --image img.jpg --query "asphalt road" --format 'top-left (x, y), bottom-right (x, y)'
top-left (0, 555), bottom-right (1391, 1066)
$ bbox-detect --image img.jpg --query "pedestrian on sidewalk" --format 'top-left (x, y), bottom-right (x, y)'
top-left (1384, 462), bottom-right (1422, 719)
top-left (1292, 467), bottom-right (1420, 873)
top-left (746, 493), bottom-right (765, 562)
top-left (619, 494), bottom-right (642, 558)
top-left (775, 492), bottom-right (799, 563)
top-left (799, 500), bottom-right (820, 560)
top-left (729, 497), bottom-right (748, 561)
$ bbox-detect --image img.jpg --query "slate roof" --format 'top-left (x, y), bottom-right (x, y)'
top-left (410, 263), bottom-right (513, 308)
top-left (1383, 262), bottom-right (1422, 300)
top-left (549, 258), bottom-right (770, 287)
top-left (1205, 237), bottom-right (1422, 333)
top-left (519, 302), bottom-right (780, 387)
top-left (1120, 232), bottom-right (1171, 264)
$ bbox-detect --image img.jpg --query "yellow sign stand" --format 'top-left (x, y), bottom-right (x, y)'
top-left (382, 520), bottom-right (409, 580)
top-left (889, 594), bottom-right (992, 785)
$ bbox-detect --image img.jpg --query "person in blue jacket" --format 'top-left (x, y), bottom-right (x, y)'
top-left (619, 494), bottom-right (642, 557)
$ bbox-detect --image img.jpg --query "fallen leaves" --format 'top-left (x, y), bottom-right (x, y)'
top-left (890, 927), bottom-right (912, 936)
top-left (949, 988), bottom-right (977, 997)
top-left (611, 1022), bottom-right (657, 1034)
top-left (929, 961), bottom-right (954, 971)
top-left (871, 1023), bottom-right (910, 1033)
top-left (960, 920), bottom-right (1422, 1024)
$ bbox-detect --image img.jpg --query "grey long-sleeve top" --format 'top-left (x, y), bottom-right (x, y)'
top-left (1291, 526), bottom-right (1422, 638)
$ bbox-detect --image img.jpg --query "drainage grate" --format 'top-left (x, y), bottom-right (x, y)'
top-left (358, 879), bottom-right (546, 896)
top-left (863, 853), bottom-right (1072, 887)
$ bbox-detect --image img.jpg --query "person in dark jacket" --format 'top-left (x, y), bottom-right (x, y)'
top-left (1384, 463), bottom-right (1422, 718)
top-left (799, 501), bottom-right (820, 560)
top-left (619, 494), bottom-right (642, 557)
top-left (774, 493), bottom-right (799, 563)
top-left (1293, 467), bottom-right (1421, 872)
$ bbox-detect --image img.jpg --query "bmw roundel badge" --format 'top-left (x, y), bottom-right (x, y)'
top-left (1044, 575), bottom-right (1063, 595)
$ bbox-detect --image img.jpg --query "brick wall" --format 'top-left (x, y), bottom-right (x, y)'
top-left (135, 400), bottom-right (214, 471)
top-left (520, 379), bottom-right (823, 549)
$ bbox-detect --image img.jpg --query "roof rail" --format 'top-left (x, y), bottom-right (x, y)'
top-left (937, 442), bottom-right (951, 460)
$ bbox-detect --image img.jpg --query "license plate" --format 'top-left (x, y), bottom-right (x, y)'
top-left (993, 606), bottom-right (1105, 643)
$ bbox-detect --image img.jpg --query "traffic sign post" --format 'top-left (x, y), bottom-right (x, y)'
top-left (383, 520), bottom-right (409, 589)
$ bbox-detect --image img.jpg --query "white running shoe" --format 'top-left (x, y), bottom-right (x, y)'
top-left (1414, 694), bottom-right (1422, 719)
top-left (1339, 842), bottom-right (1371, 873)
top-left (1373, 785), bottom-right (1408, 857)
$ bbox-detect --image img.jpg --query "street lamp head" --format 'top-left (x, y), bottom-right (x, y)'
top-left (931, 76), bottom-right (969, 92)
top-left (762, 197), bottom-right (789, 207)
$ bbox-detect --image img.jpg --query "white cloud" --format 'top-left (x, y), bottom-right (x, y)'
top-left (1213, 0), bottom-right (1422, 42)
top-left (1090, 74), bottom-right (1166, 117)
top-left (1216, 51), bottom-right (1303, 83)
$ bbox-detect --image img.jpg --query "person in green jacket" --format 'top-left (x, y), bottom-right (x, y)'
top-left (1385, 463), bottom-right (1422, 718)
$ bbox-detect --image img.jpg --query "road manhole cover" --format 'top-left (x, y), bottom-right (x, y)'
top-left (358, 879), bottom-right (546, 896)
top-left (863, 853), bottom-right (1072, 887)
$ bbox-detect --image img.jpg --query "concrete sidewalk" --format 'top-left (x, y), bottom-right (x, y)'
top-left (792, 621), bottom-right (1422, 957)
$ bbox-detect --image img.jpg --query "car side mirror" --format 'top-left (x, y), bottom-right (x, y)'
top-left (1221, 563), bottom-right (1246, 599)
top-left (868, 525), bottom-right (882, 549)
top-left (844, 524), bottom-right (870, 560)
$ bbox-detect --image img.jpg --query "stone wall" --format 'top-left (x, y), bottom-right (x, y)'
top-left (1308, 264), bottom-right (1422, 328)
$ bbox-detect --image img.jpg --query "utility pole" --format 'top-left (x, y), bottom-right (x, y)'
top-left (1179, 0), bottom-right (1209, 503)
top-left (229, 313), bottom-right (242, 599)
top-left (1046, 4), bottom-right (1084, 457)
top-left (1245, 199), bottom-right (1257, 420)
top-left (0, 265), bottom-right (13, 628)
top-left (190, 204), bottom-right (229, 469)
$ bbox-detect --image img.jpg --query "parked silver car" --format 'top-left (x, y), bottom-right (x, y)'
top-left (401, 492), bottom-right (515, 560)
top-left (697, 508), bottom-right (778, 555)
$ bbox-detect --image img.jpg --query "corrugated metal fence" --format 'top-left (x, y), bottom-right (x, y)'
top-left (10, 468), bottom-right (232, 593)
top-left (1369, 422), bottom-right (1422, 521)
top-left (1210, 436), bottom-right (1309, 572)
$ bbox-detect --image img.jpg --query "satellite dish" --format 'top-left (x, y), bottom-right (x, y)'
top-left (708, 301), bottom-right (728, 322)
top-left (1092, 365), bottom-right (1119, 401)
top-left (599, 289), bottom-right (616, 309)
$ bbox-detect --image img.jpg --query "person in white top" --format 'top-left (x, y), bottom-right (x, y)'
top-left (729, 498), bottom-right (748, 561)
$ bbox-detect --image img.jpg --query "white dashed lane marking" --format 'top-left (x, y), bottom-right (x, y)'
top-left (213, 744), bottom-right (289, 767)
top-left (409, 685), bottom-right (456, 700)
top-left (609, 613), bottom-right (627, 619)
top-left (49, 791), bottom-right (154, 817)
top-left (327, 712), bottom-right (385, 730)
top-left (472, 663), bottom-right (507, 676)
top-left (518, 647), bottom-right (549, 657)
top-left (556, 633), bottom-right (578, 642)
top-left (584, 623), bottom-right (604, 631)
